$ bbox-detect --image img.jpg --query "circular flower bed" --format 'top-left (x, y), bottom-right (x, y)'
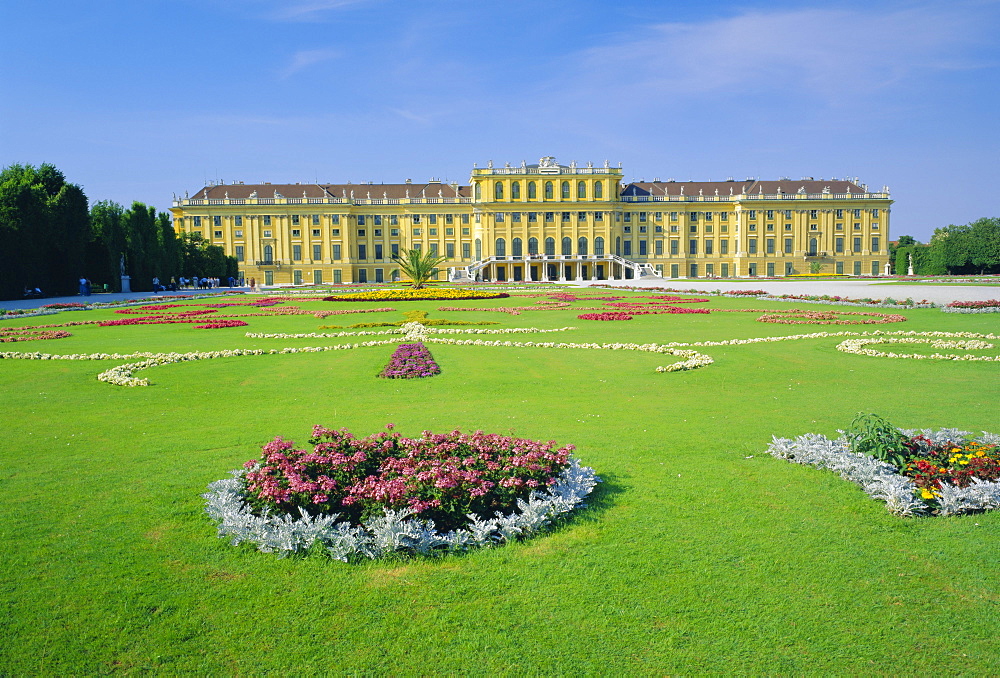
top-left (323, 289), bottom-right (510, 302)
top-left (204, 426), bottom-right (599, 560)
top-left (766, 426), bottom-right (1000, 516)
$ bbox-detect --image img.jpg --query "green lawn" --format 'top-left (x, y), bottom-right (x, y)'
top-left (1, 290), bottom-right (998, 674)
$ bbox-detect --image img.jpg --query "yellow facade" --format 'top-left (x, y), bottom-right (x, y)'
top-left (170, 158), bottom-right (891, 284)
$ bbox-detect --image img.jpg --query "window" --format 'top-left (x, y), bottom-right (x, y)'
top-left (511, 182), bottom-right (520, 200)
top-left (749, 224), bottom-right (757, 231)
top-left (262, 245), bottom-right (273, 263)
top-left (561, 212), bottom-right (570, 222)
top-left (429, 215), bottom-right (437, 225)
top-left (748, 210), bottom-right (756, 220)
top-left (747, 263), bottom-right (757, 276)
top-left (312, 214), bottom-right (320, 225)
top-left (292, 229), bottom-right (301, 237)
top-left (413, 215), bottom-right (421, 224)
top-left (235, 245), bottom-right (244, 262)
top-left (784, 238), bottom-right (793, 254)
top-left (374, 229), bottom-right (382, 236)
top-left (835, 209), bottom-right (843, 218)
top-left (872, 223), bottom-right (879, 230)
top-left (766, 210), bottom-right (774, 220)
top-left (333, 244), bottom-right (341, 260)
top-left (544, 181), bottom-right (553, 199)
top-left (835, 237), bottom-right (843, 253)
top-left (333, 269), bottom-right (342, 284)
top-left (212, 215), bottom-right (221, 227)
top-left (720, 240), bottom-right (728, 255)
top-left (689, 263), bottom-right (698, 278)
top-left (545, 237), bottom-right (555, 256)
top-left (545, 212), bottom-right (554, 222)
top-left (528, 182), bottom-right (537, 199)
top-left (374, 216), bottom-right (382, 226)
top-left (331, 215), bottom-right (340, 224)
top-left (705, 240), bottom-right (713, 255)
top-left (512, 213), bottom-right (521, 223)
top-left (809, 210), bottom-right (818, 219)
top-left (748, 239), bottom-right (757, 254)
top-left (623, 240), bottom-right (632, 256)
top-left (358, 269), bottom-right (368, 283)
top-left (446, 227), bottom-right (454, 235)
top-left (638, 240), bottom-right (647, 256)
top-left (495, 238), bottom-right (506, 256)
top-left (475, 184), bottom-right (481, 200)
top-left (462, 226), bottom-right (470, 234)
top-left (578, 237), bottom-right (588, 255)
top-left (357, 229), bottom-right (365, 237)
top-left (624, 226), bottom-right (632, 233)
top-left (836, 223), bottom-right (843, 231)
top-left (375, 244), bottom-right (383, 260)
top-left (579, 212), bottom-right (587, 221)
top-left (561, 237), bottom-right (572, 255)
top-left (494, 182), bottom-right (504, 200)
top-left (312, 244), bottom-right (322, 260)
top-left (561, 181), bottom-right (570, 199)
top-left (836, 261), bottom-right (844, 275)
top-left (872, 208), bottom-right (880, 218)
top-left (655, 240), bottom-right (663, 255)
top-left (595, 237), bottom-right (605, 256)
top-left (670, 240), bottom-right (679, 255)
top-left (703, 212), bottom-right (712, 222)
top-left (291, 245), bottom-right (301, 260)
top-left (495, 213), bottom-right (504, 223)
top-left (429, 227), bottom-right (438, 235)
top-left (331, 228), bottom-right (340, 236)
top-left (578, 181), bottom-right (586, 199)
top-left (263, 229), bottom-right (272, 238)
top-left (292, 215), bottom-right (300, 225)
top-left (594, 181), bottom-right (603, 199)
top-left (413, 228), bottom-right (421, 235)
top-left (639, 225), bottom-right (647, 233)
top-left (528, 212), bottom-right (537, 222)
top-left (235, 215), bottom-right (243, 226)
top-left (689, 239), bottom-right (697, 255)
top-left (655, 225), bottom-right (662, 233)
top-left (766, 239), bottom-right (774, 254)
top-left (312, 228), bottom-right (320, 237)
top-left (595, 212), bottom-right (603, 221)
top-left (871, 237), bottom-right (880, 252)
top-left (624, 213), bottom-right (632, 223)
top-left (705, 224), bottom-right (712, 234)
top-left (854, 223), bottom-right (861, 230)
top-left (357, 244), bottom-right (366, 260)
top-left (689, 211), bottom-right (698, 222)
top-left (214, 230), bottom-right (223, 239)
top-left (872, 261), bottom-right (880, 276)
top-left (390, 228), bottom-right (399, 236)
top-left (263, 216), bottom-right (271, 226)
top-left (810, 224), bottom-right (818, 231)
top-left (462, 243), bottom-right (470, 258)
top-left (670, 212), bottom-right (678, 221)
top-left (446, 242), bottom-right (455, 258)
top-left (430, 243), bottom-right (438, 255)
top-left (853, 209), bottom-right (862, 218)
top-left (391, 243), bottom-right (399, 258)
top-left (391, 216), bottom-right (399, 225)
top-left (854, 261), bottom-right (862, 276)
top-left (853, 237), bottom-right (862, 252)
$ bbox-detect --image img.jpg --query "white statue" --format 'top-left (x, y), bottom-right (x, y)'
top-left (539, 156), bottom-right (557, 168)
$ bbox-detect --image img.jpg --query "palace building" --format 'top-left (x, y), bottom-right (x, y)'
top-left (170, 157), bottom-right (892, 285)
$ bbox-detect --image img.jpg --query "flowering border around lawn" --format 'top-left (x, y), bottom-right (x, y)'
top-left (204, 460), bottom-right (599, 561)
top-left (323, 289), bottom-right (511, 302)
top-left (766, 428), bottom-right (1000, 516)
top-left (836, 336), bottom-right (1000, 362)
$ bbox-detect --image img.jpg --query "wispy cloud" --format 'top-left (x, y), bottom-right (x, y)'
top-left (268, 0), bottom-right (373, 22)
top-left (563, 6), bottom-right (988, 103)
top-left (279, 48), bottom-right (341, 78)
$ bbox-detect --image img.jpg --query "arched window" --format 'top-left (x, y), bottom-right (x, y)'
top-left (578, 237), bottom-right (588, 255)
top-left (263, 244), bottom-right (273, 263)
top-left (512, 237), bottom-right (523, 256)
top-left (562, 237), bottom-right (572, 255)
top-left (528, 237), bottom-right (538, 255)
top-left (595, 237), bottom-right (605, 256)
top-left (544, 181), bottom-right (553, 199)
top-left (475, 183), bottom-right (481, 200)
top-left (528, 182), bottom-right (537, 199)
top-left (545, 237), bottom-right (555, 256)
top-left (615, 237), bottom-right (621, 256)
top-left (511, 182), bottom-right (520, 200)
top-left (494, 182), bottom-right (504, 200)
top-left (809, 238), bottom-right (818, 256)
top-left (594, 181), bottom-right (603, 199)
top-left (475, 238), bottom-right (482, 260)
top-left (577, 181), bottom-right (587, 199)
top-left (495, 238), bottom-right (506, 257)
top-left (561, 181), bottom-right (570, 199)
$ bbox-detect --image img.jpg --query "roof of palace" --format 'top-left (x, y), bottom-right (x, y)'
top-left (190, 182), bottom-right (471, 201)
top-left (621, 178), bottom-right (866, 197)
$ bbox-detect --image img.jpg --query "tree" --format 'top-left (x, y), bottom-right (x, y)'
top-left (392, 248), bottom-right (448, 288)
top-left (0, 163), bottom-right (89, 299)
top-left (968, 218), bottom-right (1000, 274)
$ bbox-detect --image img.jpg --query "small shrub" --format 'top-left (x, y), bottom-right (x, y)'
top-left (846, 412), bottom-right (913, 469)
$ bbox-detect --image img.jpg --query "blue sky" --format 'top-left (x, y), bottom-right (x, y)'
top-left (2, 0), bottom-right (998, 242)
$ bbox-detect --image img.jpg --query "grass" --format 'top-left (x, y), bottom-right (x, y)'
top-left (2, 289), bottom-right (999, 673)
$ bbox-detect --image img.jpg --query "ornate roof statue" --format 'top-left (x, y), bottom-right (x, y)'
top-left (539, 156), bottom-right (558, 168)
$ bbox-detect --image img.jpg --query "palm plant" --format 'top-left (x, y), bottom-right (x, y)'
top-left (392, 248), bottom-right (448, 289)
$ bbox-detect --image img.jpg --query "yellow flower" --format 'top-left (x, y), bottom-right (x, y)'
top-left (920, 488), bottom-right (937, 499)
